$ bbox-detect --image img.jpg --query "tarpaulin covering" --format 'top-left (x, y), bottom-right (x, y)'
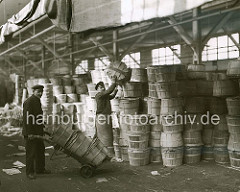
top-left (45, 0), bottom-right (214, 32)
top-left (0, 0), bottom-right (46, 44)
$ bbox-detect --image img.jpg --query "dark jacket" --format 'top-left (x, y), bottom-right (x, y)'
top-left (22, 94), bottom-right (44, 136)
top-left (95, 83), bottom-right (117, 115)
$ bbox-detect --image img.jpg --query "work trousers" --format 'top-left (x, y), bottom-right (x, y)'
top-left (25, 138), bottom-right (45, 175)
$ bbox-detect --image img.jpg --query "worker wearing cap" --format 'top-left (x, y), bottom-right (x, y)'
top-left (95, 78), bottom-right (118, 157)
top-left (22, 84), bottom-right (50, 179)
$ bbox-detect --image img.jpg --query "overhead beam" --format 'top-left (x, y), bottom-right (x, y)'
top-left (202, 12), bottom-right (234, 46)
top-left (89, 38), bottom-right (113, 59)
top-left (120, 24), bottom-right (154, 60)
top-left (168, 16), bottom-right (193, 46)
top-left (222, 27), bottom-right (240, 51)
top-left (168, 46), bottom-right (180, 59)
top-left (0, 25), bottom-right (55, 57)
top-left (128, 54), bottom-right (140, 66)
top-left (37, 36), bottom-right (70, 67)
top-left (5, 57), bottom-right (21, 72)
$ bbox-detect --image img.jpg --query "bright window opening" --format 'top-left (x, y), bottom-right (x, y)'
top-left (75, 60), bottom-right (88, 74)
top-left (122, 52), bottom-right (140, 68)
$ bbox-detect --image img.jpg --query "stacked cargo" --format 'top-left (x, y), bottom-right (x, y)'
top-left (212, 72), bottom-right (238, 164)
top-left (226, 60), bottom-right (240, 168)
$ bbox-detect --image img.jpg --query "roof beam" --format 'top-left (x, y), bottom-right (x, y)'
top-left (222, 27), bottom-right (240, 51)
top-left (89, 38), bottom-right (113, 59)
top-left (202, 12), bottom-right (234, 46)
top-left (37, 36), bottom-right (70, 67)
top-left (120, 24), bottom-right (154, 60)
top-left (5, 57), bottom-right (21, 72)
top-left (168, 16), bottom-right (193, 46)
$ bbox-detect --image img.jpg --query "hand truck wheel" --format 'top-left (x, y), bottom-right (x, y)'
top-left (80, 165), bottom-right (94, 178)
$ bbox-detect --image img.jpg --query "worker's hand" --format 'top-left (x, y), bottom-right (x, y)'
top-left (110, 75), bottom-right (117, 83)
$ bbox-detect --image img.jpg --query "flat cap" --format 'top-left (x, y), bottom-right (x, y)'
top-left (95, 81), bottom-right (104, 90)
top-left (32, 84), bottom-right (44, 90)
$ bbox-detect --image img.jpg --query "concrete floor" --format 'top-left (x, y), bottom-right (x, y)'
top-left (0, 135), bottom-right (240, 192)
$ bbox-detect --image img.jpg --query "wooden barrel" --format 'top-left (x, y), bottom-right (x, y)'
top-left (112, 113), bottom-right (120, 128)
top-left (120, 146), bottom-right (129, 161)
top-left (38, 78), bottom-right (49, 85)
top-left (53, 103), bottom-right (62, 114)
top-left (214, 147), bottom-right (229, 164)
top-left (149, 138), bottom-right (161, 148)
top-left (229, 150), bottom-right (240, 168)
top-left (214, 115), bottom-right (227, 131)
top-left (183, 130), bottom-right (203, 146)
top-left (50, 77), bottom-right (62, 85)
top-left (127, 133), bottom-right (149, 149)
top-left (105, 61), bottom-right (130, 82)
top-left (151, 123), bottom-right (163, 132)
top-left (64, 85), bottom-right (74, 94)
top-left (147, 98), bottom-right (161, 115)
top-left (62, 103), bottom-right (74, 114)
top-left (184, 146), bottom-right (202, 164)
top-left (160, 98), bottom-right (183, 115)
top-left (148, 83), bottom-right (158, 98)
top-left (155, 66), bottom-right (176, 82)
top-left (213, 129), bottom-right (229, 147)
top-left (130, 68), bottom-right (148, 82)
top-left (125, 115), bottom-right (150, 133)
top-left (160, 132), bottom-right (183, 148)
top-left (110, 99), bottom-right (120, 113)
top-left (213, 80), bottom-right (238, 97)
top-left (139, 98), bottom-right (148, 114)
top-left (161, 147), bottom-right (183, 167)
top-left (228, 134), bottom-right (240, 152)
top-left (56, 94), bottom-right (67, 103)
top-left (226, 96), bottom-right (240, 115)
top-left (74, 103), bottom-right (84, 113)
top-left (226, 115), bottom-right (240, 134)
top-left (128, 148), bottom-right (150, 166)
top-left (147, 66), bottom-right (157, 82)
top-left (75, 85), bottom-right (88, 94)
top-left (52, 126), bottom-right (74, 147)
top-left (72, 77), bottom-right (85, 86)
top-left (197, 80), bottom-right (213, 96)
top-left (156, 82), bottom-right (178, 99)
top-left (184, 80), bottom-right (198, 96)
top-left (227, 60), bottom-right (240, 77)
top-left (202, 145), bottom-right (214, 160)
top-left (184, 114), bottom-right (203, 131)
top-left (175, 64), bottom-right (187, 80)
top-left (150, 147), bottom-right (162, 163)
top-left (62, 77), bottom-right (72, 86)
top-left (87, 84), bottom-right (99, 98)
top-left (122, 82), bottom-right (142, 97)
top-left (119, 98), bottom-right (139, 114)
top-left (161, 115), bottom-right (183, 133)
top-left (53, 85), bottom-right (64, 96)
top-left (67, 94), bottom-right (78, 103)
top-left (209, 97), bottom-right (227, 114)
top-left (202, 128), bottom-right (214, 146)
top-left (119, 115), bottom-right (129, 146)
top-left (187, 64), bottom-right (205, 79)
top-left (185, 97), bottom-right (205, 113)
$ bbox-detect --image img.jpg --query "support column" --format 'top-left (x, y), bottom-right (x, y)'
top-left (192, 8), bottom-right (202, 64)
top-left (113, 30), bottom-right (119, 62)
top-left (41, 45), bottom-right (46, 77)
top-left (140, 49), bottom-right (152, 68)
top-left (69, 33), bottom-right (75, 75)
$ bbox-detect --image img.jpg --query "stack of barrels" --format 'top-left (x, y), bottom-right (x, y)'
top-left (212, 72), bottom-right (238, 164)
top-left (226, 97), bottom-right (240, 168)
top-left (118, 69), bottom-right (144, 162)
top-left (226, 59), bottom-right (240, 168)
top-left (39, 79), bottom-right (54, 134)
top-left (147, 65), bottom-right (184, 167)
top-left (126, 115), bottom-right (151, 166)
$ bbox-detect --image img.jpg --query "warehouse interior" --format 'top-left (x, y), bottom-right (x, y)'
top-left (0, 0), bottom-right (240, 191)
